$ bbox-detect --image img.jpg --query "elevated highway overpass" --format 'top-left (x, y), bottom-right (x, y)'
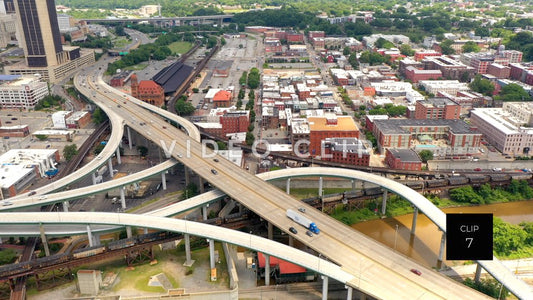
top-left (59, 71), bottom-right (501, 299)
top-left (1, 43), bottom-right (530, 298)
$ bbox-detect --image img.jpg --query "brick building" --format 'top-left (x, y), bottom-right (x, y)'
top-left (321, 137), bottom-right (370, 166)
top-left (212, 90), bottom-right (232, 108)
top-left (373, 119), bottom-right (481, 153)
top-left (220, 111), bottom-right (249, 135)
top-left (130, 74), bottom-right (165, 107)
top-left (414, 98), bottom-right (461, 120)
top-left (66, 111), bottom-right (91, 129)
top-left (422, 56), bottom-right (475, 81)
top-left (487, 63), bottom-right (510, 79)
top-left (385, 148), bottom-right (422, 171)
top-left (414, 50), bottom-right (441, 61)
top-left (308, 115), bottom-right (359, 157)
top-left (286, 32), bottom-right (304, 43)
top-left (404, 66), bottom-right (442, 83)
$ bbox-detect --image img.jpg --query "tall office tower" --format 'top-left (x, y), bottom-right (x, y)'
top-left (3, 0), bottom-right (15, 14)
top-left (14, 0), bottom-right (63, 67)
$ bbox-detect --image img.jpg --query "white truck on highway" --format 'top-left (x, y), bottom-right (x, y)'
top-left (286, 209), bottom-right (320, 234)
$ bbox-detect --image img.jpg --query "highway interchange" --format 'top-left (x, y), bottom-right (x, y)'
top-left (0, 40), bottom-right (531, 299)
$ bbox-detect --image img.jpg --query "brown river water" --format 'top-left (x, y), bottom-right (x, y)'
top-left (351, 200), bottom-right (533, 268)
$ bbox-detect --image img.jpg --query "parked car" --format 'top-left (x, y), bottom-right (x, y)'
top-left (474, 168), bottom-right (482, 171)
top-left (289, 227), bottom-right (298, 234)
top-left (306, 230), bottom-right (313, 237)
top-left (211, 169), bottom-right (218, 175)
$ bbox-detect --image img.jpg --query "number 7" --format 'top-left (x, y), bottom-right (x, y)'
top-left (466, 238), bottom-right (473, 248)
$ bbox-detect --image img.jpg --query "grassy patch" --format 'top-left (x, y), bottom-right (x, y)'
top-left (124, 63), bottom-right (148, 71)
top-left (168, 41), bottom-right (192, 55)
top-left (113, 38), bottom-right (130, 48)
top-left (104, 250), bottom-right (179, 293)
top-left (331, 205), bottom-right (380, 225)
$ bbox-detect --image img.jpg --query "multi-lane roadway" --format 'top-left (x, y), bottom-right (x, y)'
top-left (65, 63), bottom-right (499, 299)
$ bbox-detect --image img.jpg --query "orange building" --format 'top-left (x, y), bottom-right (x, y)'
top-left (130, 74), bottom-right (165, 107)
top-left (213, 90), bottom-right (232, 108)
top-left (308, 115), bottom-right (359, 157)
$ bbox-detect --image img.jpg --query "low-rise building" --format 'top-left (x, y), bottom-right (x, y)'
top-left (373, 119), bottom-right (481, 154)
top-left (308, 114), bottom-right (359, 157)
top-left (418, 80), bottom-right (470, 96)
top-left (0, 149), bottom-right (59, 197)
top-left (321, 137), bottom-right (370, 166)
top-left (0, 75), bottom-right (48, 110)
top-left (385, 148), bottom-right (422, 171)
top-left (130, 74), bottom-right (165, 107)
top-left (404, 66), bottom-right (442, 83)
top-left (66, 111), bottom-right (91, 129)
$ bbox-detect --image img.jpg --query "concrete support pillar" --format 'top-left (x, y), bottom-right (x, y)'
top-left (318, 177), bottom-right (323, 197)
top-left (120, 187), bottom-right (126, 209)
top-left (107, 158), bottom-right (113, 177)
top-left (93, 234), bottom-right (101, 246)
top-left (346, 286), bottom-right (353, 300)
top-left (209, 239), bottom-right (215, 269)
top-left (116, 147), bottom-right (121, 164)
top-left (351, 179), bottom-right (356, 191)
top-left (475, 264), bottom-right (482, 283)
top-left (321, 275), bottom-right (329, 300)
top-left (185, 166), bottom-right (190, 186)
top-left (265, 254), bottom-right (270, 286)
top-left (202, 205), bottom-right (208, 221)
top-left (62, 201), bottom-right (69, 212)
top-left (126, 226), bottom-right (132, 239)
top-left (286, 178), bottom-right (291, 194)
top-left (199, 177), bottom-right (205, 193)
top-left (289, 236), bottom-right (294, 247)
top-left (411, 207), bottom-right (418, 235)
top-left (438, 231), bottom-right (446, 263)
top-left (359, 293), bottom-right (367, 300)
top-left (39, 224), bottom-right (50, 257)
top-left (381, 190), bottom-right (388, 215)
top-left (87, 225), bottom-right (94, 247)
top-left (184, 234), bottom-right (193, 266)
top-left (161, 172), bottom-right (167, 190)
top-left (268, 222), bottom-right (273, 240)
top-left (91, 172), bottom-right (97, 185)
top-left (127, 127), bottom-right (132, 150)
top-left (144, 228), bottom-right (148, 234)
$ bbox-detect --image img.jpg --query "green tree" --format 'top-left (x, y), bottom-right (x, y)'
top-left (463, 278), bottom-right (507, 299)
top-left (35, 135), bottom-right (48, 141)
top-left (374, 38), bottom-right (394, 49)
top-left (462, 41), bottom-right (481, 53)
top-left (343, 46), bottom-right (351, 56)
top-left (348, 52), bottom-right (359, 69)
top-left (216, 141), bottom-right (227, 150)
top-left (245, 131), bottom-right (255, 146)
top-left (63, 144), bottom-right (78, 162)
top-left (93, 143), bottom-right (105, 155)
top-left (175, 99), bottom-right (195, 115)
top-left (92, 107), bottom-right (108, 124)
top-left (247, 68), bottom-right (260, 89)
top-left (498, 83), bottom-right (532, 101)
top-left (493, 217), bottom-right (526, 256)
top-left (449, 186), bottom-right (483, 204)
top-left (137, 145), bottom-right (148, 157)
top-left (0, 249), bottom-right (17, 265)
top-left (440, 39), bottom-right (455, 55)
top-left (399, 44), bottom-right (415, 56)
top-left (469, 75), bottom-right (494, 96)
top-left (418, 150), bottom-right (434, 163)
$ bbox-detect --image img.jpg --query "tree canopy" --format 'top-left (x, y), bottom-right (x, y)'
top-left (497, 83), bottom-right (532, 101)
top-left (63, 144), bottom-right (78, 162)
top-left (469, 75), bottom-right (494, 96)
